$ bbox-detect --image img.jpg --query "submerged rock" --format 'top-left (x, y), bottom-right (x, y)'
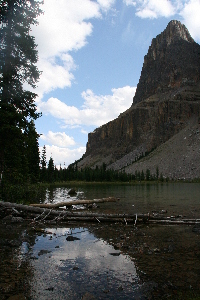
top-left (68, 188), bottom-right (77, 196)
top-left (38, 249), bottom-right (52, 256)
top-left (118, 285), bottom-right (123, 291)
top-left (109, 252), bottom-right (120, 256)
top-left (45, 287), bottom-right (54, 291)
top-left (66, 235), bottom-right (80, 241)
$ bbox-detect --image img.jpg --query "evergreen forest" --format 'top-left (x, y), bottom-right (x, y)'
top-left (0, 0), bottom-right (43, 201)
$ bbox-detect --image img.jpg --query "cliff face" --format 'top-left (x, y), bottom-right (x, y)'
top-left (133, 20), bottom-right (200, 104)
top-left (77, 20), bottom-right (200, 179)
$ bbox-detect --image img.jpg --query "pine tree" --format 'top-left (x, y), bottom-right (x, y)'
top-left (40, 145), bottom-right (47, 182)
top-left (47, 157), bottom-right (54, 183)
top-left (25, 120), bottom-right (40, 183)
top-left (141, 170), bottom-right (145, 181)
top-left (0, 0), bottom-right (43, 183)
top-left (146, 169), bottom-right (151, 181)
top-left (156, 166), bottom-right (159, 180)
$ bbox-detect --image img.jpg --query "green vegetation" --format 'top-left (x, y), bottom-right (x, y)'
top-left (36, 153), bottom-right (170, 185)
top-left (0, 0), bottom-right (43, 202)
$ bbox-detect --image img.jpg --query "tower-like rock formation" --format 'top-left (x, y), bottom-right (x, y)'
top-left (76, 20), bottom-right (200, 179)
top-left (133, 20), bottom-right (200, 104)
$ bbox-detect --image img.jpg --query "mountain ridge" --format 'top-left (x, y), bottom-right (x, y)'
top-left (133, 20), bottom-right (200, 104)
top-left (75, 20), bottom-right (200, 180)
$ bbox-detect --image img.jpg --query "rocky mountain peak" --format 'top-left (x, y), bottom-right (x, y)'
top-left (146, 20), bottom-right (194, 62)
top-left (133, 20), bottom-right (200, 104)
top-left (77, 21), bottom-right (200, 180)
top-left (158, 20), bottom-right (194, 46)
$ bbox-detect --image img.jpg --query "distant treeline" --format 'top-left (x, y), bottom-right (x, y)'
top-left (1, 144), bottom-right (168, 203)
top-left (44, 164), bottom-right (167, 183)
top-left (39, 146), bottom-right (167, 183)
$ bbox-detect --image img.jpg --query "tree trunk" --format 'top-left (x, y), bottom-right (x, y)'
top-left (29, 197), bottom-right (119, 208)
top-left (1, 201), bottom-right (200, 225)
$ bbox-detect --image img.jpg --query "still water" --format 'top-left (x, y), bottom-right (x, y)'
top-left (45, 183), bottom-right (200, 218)
top-left (29, 227), bottom-right (139, 299)
top-left (1, 183), bottom-right (200, 299)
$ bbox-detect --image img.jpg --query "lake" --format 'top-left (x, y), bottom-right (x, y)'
top-left (45, 182), bottom-right (200, 218)
top-left (1, 183), bottom-right (200, 299)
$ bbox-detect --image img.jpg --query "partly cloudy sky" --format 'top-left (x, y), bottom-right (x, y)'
top-left (32, 0), bottom-right (200, 167)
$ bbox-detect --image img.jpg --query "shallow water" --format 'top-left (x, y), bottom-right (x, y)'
top-left (1, 183), bottom-right (200, 299)
top-left (1, 221), bottom-right (200, 299)
top-left (29, 227), bottom-right (140, 299)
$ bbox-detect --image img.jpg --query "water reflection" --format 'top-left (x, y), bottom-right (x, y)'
top-left (29, 227), bottom-right (140, 299)
top-left (0, 224), bottom-right (36, 300)
top-left (1, 183), bottom-right (200, 299)
top-left (1, 220), bottom-right (200, 299)
top-left (42, 183), bottom-right (200, 218)
top-left (89, 223), bottom-right (200, 299)
top-left (44, 187), bottom-right (71, 203)
top-left (44, 187), bottom-right (84, 207)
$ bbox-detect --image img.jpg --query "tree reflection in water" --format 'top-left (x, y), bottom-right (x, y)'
top-left (0, 223), bottom-right (36, 300)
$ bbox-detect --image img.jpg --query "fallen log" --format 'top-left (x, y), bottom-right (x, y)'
top-left (29, 197), bottom-right (119, 208)
top-left (1, 201), bottom-right (200, 225)
top-left (0, 201), bottom-right (148, 223)
top-left (148, 219), bottom-right (200, 225)
top-left (0, 200), bottom-right (141, 219)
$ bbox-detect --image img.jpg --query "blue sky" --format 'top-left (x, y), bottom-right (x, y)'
top-left (31, 0), bottom-right (200, 168)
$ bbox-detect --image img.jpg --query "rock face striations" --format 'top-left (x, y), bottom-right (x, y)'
top-left (133, 20), bottom-right (200, 104)
top-left (77, 20), bottom-right (200, 179)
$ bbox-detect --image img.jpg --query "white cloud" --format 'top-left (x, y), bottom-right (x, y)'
top-left (41, 145), bottom-right (86, 167)
top-left (36, 55), bottom-right (75, 99)
top-left (180, 0), bottom-right (200, 41)
top-left (97, 0), bottom-right (116, 10)
top-left (40, 131), bottom-right (75, 147)
top-left (34, 0), bottom-right (100, 58)
top-left (134, 0), bottom-right (176, 19)
top-left (81, 129), bottom-right (89, 135)
top-left (39, 98), bottom-right (80, 125)
top-left (123, 0), bottom-right (200, 42)
top-left (123, 0), bottom-right (136, 6)
top-left (38, 86), bottom-right (136, 127)
top-left (81, 86), bottom-right (136, 125)
top-left (31, 0), bottom-right (115, 100)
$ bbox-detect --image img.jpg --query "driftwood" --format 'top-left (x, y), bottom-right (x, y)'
top-left (1, 201), bottom-right (200, 225)
top-left (0, 200), bottom-right (141, 220)
top-left (29, 197), bottom-right (119, 208)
